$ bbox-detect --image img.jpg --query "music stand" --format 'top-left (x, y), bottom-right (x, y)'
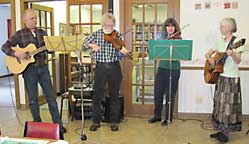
top-left (44, 35), bottom-right (87, 141)
top-left (148, 39), bottom-right (192, 125)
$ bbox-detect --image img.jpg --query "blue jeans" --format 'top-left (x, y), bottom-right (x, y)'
top-left (23, 65), bottom-right (63, 126)
top-left (154, 67), bottom-right (180, 120)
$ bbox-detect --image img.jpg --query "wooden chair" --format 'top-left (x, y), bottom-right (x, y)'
top-left (24, 121), bottom-right (62, 140)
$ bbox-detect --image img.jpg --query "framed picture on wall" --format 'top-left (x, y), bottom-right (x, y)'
top-left (59, 23), bottom-right (66, 36)
top-left (59, 23), bottom-right (73, 36)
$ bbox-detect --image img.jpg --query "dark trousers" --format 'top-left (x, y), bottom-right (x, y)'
top-left (154, 68), bottom-right (180, 120)
top-left (92, 62), bottom-right (122, 124)
top-left (23, 65), bottom-right (63, 126)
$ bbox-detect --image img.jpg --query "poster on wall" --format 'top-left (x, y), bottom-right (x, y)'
top-left (180, 0), bottom-right (249, 67)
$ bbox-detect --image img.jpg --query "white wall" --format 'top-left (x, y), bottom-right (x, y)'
top-left (180, 0), bottom-right (249, 67)
top-left (179, 0), bottom-right (249, 114)
top-left (33, 1), bottom-right (67, 36)
top-left (178, 70), bottom-right (249, 114)
top-left (0, 5), bottom-right (11, 76)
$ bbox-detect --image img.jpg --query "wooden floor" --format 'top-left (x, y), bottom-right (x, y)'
top-left (0, 106), bottom-right (248, 144)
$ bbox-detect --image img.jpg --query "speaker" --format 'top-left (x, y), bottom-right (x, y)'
top-left (102, 96), bottom-right (124, 123)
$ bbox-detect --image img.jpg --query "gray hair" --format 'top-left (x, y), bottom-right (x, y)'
top-left (220, 18), bottom-right (237, 33)
top-left (101, 13), bottom-right (116, 26)
top-left (23, 8), bottom-right (35, 20)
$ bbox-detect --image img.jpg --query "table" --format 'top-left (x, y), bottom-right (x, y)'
top-left (0, 136), bottom-right (68, 144)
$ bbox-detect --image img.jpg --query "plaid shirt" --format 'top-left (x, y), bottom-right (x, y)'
top-left (1, 27), bottom-right (48, 64)
top-left (83, 29), bottom-right (124, 63)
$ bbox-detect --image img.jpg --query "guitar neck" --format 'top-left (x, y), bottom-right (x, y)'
top-left (30, 46), bottom-right (46, 56)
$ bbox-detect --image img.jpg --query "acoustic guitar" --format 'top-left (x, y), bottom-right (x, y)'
top-left (6, 44), bottom-right (48, 74)
top-left (204, 38), bottom-right (246, 84)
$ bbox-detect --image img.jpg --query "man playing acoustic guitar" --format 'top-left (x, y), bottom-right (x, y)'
top-left (1, 9), bottom-right (66, 135)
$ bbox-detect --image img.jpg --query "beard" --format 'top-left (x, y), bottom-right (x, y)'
top-left (103, 28), bottom-right (113, 34)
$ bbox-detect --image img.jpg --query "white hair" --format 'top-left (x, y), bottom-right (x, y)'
top-left (220, 18), bottom-right (237, 33)
top-left (101, 13), bottom-right (116, 26)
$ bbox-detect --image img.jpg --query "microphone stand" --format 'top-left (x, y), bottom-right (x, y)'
top-left (166, 43), bottom-right (173, 126)
top-left (74, 33), bottom-right (87, 141)
top-left (79, 58), bottom-right (87, 141)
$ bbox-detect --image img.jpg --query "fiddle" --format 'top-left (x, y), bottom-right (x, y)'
top-left (104, 30), bottom-right (125, 50)
top-left (168, 24), bottom-right (190, 40)
top-left (168, 32), bottom-right (182, 40)
top-left (104, 30), bottom-right (133, 59)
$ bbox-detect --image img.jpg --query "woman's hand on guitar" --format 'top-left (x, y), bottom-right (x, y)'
top-left (208, 57), bottom-right (215, 65)
top-left (14, 51), bottom-right (27, 60)
top-left (226, 49), bottom-right (233, 56)
top-left (89, 44), bottom-right (100, 52)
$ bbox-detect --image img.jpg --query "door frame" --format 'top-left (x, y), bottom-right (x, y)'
top-left (121, 0), bottom-right (180, 117)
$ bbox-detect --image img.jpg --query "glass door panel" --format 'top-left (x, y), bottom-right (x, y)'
top-left (70, 5), bottom-right (79, 23)
top-left (81, 5), bottom-right (91, 23)
top-left (131, 3), bottom-right (167, 105)
top-left (92, 4), bottom-right (102, 23)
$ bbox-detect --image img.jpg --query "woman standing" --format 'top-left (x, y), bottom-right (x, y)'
top-left (206, 18), bottom-right (243, 143)
top-left (148, 18), bottom-right (181, 125)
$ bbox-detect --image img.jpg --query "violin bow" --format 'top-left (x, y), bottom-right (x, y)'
top-left (169, 24), bottom-right (190, 39)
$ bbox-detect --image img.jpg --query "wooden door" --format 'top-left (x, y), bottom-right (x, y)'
top-left (66, 0), bottom-right (108, 88)
top-left (122, 0), bottom-right (180, 117)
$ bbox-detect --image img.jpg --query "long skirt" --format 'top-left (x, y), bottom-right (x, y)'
top-left (212, 76), bottom-right (242, 132)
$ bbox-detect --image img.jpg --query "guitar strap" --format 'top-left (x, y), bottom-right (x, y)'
top-left (222, 36), bottom-right (236, 62)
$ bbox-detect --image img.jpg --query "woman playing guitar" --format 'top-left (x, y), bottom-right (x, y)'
top-left (205, 18), bottom-right (244, 143)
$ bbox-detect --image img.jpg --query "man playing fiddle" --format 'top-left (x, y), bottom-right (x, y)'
top-left (83, 13), bottom-right (130, 132)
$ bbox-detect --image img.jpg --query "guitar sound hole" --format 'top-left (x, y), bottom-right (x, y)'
top-left (25, 52), bottom-right (31, 59)
top-left (208, 65), bottom-right (215, 73)
top-left (16, 57), bottom-right (21, 64)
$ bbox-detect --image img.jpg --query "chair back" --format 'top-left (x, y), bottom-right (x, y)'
top-left (24, 121), bottom-right (61, 140)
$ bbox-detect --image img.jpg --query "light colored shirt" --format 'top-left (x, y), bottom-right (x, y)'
top-left (213, 37), bottom-right (244, 78)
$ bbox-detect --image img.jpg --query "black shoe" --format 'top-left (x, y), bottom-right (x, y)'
top-left (60, 126), bottom-right (67, 133)
top-left (161, 119), bottom-right (172, 126)
top-left (110, 124), bottom-right (119, 132)
top-left (148, 117), bottom-right (161, 123)
top-left (216, 132), bottom-right (229, 143)
top-left (210, 132), bottom-right (222, 138)
top-left (90, 124), bottom-right (101, 131)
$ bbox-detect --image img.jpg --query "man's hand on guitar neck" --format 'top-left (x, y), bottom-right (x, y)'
top-left (14, 51), bottom-right (27, 60)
